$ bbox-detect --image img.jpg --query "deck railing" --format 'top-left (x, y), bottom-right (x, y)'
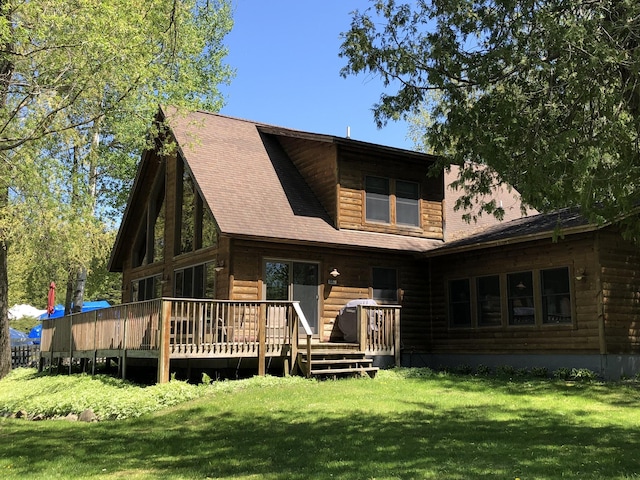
top-left (357, 304), bottom-right (401, 366)
top-left (40, 298), bottom-right (397, 381)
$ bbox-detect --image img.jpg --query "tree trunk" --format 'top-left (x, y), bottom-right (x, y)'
top-left (0, 1), bottom-right (14, 379)
top-left (0, 230), bottom-right (10, 378)
top-left (71, 267), bottom-right (86, 313)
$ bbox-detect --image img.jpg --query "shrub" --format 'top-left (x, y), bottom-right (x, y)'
top-left (453, 364), bottom-right (473, 375)
top-left (553, 367), bottom-right (573, 380)
top-left (495, 365), bottom-right (516, 377)
top-left (475, 364), bottom-right (491, 376)
top-left (530, 367), bottom-right (549, 378)
top-left (570, 368), bottom-right (598, 381)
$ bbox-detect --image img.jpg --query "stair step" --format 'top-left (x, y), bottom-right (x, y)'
top-left (310, 366), bottom-right (379, 376)
top-left (300, 358), bottom-right (373, 366)
top-left (305, 349), bottom-right (361, 356)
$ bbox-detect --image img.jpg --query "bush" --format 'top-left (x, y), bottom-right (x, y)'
top-left (475, 364), bottom-right (491, 376)
top-left (495, 365), bottom-right (516, 377)
top-left (570, 368), bottom-right (598, 381)
top-left (530, 367), bottom-right (549, 378)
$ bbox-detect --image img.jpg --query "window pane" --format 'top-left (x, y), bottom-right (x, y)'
top-left (477, 275), bottom-right (501, 326)
top-left (365, 176), bottom-right (390, 223)
top-left (373, 267), bottom-right (397, 303)
top-left (194, 264), bottom-right (205, 298)
top-left (542, 267), bottom-right (571, 324)
top-left (180, 167), bottom-right (195, 254)
top-left (152, 185), bottom-right (165, 264)
top-left (174, 270), bottom-right (184, 298)
top-left (201, 206), bottom-right (218, 248)
top-left (508, 272), bottom-right (535, 325)
top-left (205, 262), bottom-right (216, 298)
top-left (396, 180), bottom-right (419, 226)
top-left (266, 261), bottom-right (289, 301)
top-left (449, 279), bottom-right (471, 327)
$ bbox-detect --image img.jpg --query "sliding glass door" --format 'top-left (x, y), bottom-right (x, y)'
top-left (265, 260), bottom-right (319, 334)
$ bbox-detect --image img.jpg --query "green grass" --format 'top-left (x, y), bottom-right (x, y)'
top-left (2, 368), bottom-right (640, 479)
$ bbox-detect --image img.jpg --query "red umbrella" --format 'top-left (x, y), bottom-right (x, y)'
top-left (47, 282), bottom-right (56, 316)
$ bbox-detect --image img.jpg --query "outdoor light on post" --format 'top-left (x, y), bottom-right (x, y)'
top-left (575, 268), bottom-right (586, 281)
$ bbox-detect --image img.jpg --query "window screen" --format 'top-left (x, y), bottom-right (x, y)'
top-left (396, 180), bottom-right (419, 226)
top-left (365, 176), bottom-right (390, 223)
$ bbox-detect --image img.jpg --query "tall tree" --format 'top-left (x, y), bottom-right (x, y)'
top-left (340, 0), bottom-right (640, 234)
top-left (0, 0), bottom-right (234, 378)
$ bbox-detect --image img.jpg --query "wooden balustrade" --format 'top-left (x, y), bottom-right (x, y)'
top-left (39, 299), bottom-right (399, 381)
top-left (358, 305), bottom-right (401, 364)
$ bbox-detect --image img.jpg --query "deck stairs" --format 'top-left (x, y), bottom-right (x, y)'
top-left (297, 343), bottom-right (379, 379)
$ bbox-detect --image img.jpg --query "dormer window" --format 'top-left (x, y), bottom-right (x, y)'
top-left (365, 176), bottom-right (420, 227)
top-left (396, 180), bottom-right (419, 226)
top-left (365, 176), bottom-right (390, 223)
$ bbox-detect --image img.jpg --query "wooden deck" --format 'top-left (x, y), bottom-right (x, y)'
top-left (39, 298), bottom-right (401, 382)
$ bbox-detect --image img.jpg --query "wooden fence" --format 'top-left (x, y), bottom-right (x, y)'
top-left (11, 345), bottom-right (40, 368)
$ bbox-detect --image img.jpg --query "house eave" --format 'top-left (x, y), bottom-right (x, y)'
top-left (424, 224), bottom-right (600, 258)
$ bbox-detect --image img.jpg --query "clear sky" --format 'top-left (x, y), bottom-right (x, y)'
top-left (220, 1), bottom-right (414, 151)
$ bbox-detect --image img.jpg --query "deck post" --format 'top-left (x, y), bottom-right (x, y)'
top-left (121, 305), bottom-right (128, 380)
top-left (394, 307), bottom-right (401, 367)
top-left (69, 315), bottom-right (73, 375)
top-left (357, 305), bottom-right (367, 353)
top-left (258, 303), bottom-right (266, 376)
top-left (157, 300), bottom-right (172, 383)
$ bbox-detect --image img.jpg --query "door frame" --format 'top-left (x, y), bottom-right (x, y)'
top-left (262, 258), bottom-right (321, 336)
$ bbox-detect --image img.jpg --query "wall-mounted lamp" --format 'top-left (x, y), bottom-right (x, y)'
top-left (516, 281), bottom-right (526, 290)
top-left (328, 268), bottom-right (340, 285)
top-left (575, 268), bottom-right (586, 281)
top-left (214, 260), bottom-right (225, 272)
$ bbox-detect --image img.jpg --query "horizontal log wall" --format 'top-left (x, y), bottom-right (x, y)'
top-left (276, 137), bottom-right (338, 223)
top-left (229, 240), bottom-right (427, 343)
top-left (421, 233), bottom-right (601, 355)
top-left (337, 150), bottom-right (444, 239)
top-left (599, 228), bottom-right (640, 354)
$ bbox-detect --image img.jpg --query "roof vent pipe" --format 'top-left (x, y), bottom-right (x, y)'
top-left (346, 126), bottom-right (351, 138)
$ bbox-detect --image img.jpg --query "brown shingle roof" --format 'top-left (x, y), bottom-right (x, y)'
top-left (166, 108), bottom-right (442, 253)
top-left (425, 207), bottom-right (594, 257)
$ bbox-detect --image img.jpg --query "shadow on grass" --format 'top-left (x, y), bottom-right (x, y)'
top-left (3, 394), bottom-right (640, 479)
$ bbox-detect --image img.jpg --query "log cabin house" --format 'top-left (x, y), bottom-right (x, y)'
top-left (39, 107), bottom-right (640, 380)
top-left (420, 208), bottom-right (640, 379)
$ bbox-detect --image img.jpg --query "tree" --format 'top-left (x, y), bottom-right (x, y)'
top-left (0, 0), bottom-right (234, 379)
top-left (340, 0), bottom-right (640, 234)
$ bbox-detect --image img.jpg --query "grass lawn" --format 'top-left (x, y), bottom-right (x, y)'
top-left (1, 368), bottom-right (640, 479)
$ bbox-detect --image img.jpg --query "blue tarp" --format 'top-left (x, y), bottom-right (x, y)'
top-left (31, 301), bottom-right (111, 343)
top-left (10, 327), bottom-right (34, 347)
top-left (38, 300), bottom-right (111, 320)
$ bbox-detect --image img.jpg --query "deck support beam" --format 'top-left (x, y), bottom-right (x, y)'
top-left (157, 300), bottom-right (172, 383)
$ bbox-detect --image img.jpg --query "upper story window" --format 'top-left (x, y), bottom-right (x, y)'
top-left (365, 176), bottom-right (390, 223)
top-left (365, 176), bottom-right (420, 227)
top-left (396, 180), bottom-right (419, 226)
top-left (176, 158), bottom-right (218, 256)
top-left (132, 165), bottom-right (165, 268)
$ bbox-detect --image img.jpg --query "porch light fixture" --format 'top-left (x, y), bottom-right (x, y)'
top-left (214, 260), bottom-right (225, 272)
top-left (516, 281), bottom-right (526, 290)
top-left (330, 268), bottom-right (340, 278)
top-left (575, 268), bottom-right (586, 281)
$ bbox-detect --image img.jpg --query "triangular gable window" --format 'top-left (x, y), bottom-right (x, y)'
top-left (132, 164), bottom-right (166, 268)
top-left (176, 157), bottom-right (218, 256)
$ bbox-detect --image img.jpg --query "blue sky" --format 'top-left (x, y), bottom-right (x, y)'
top-left (220, 1), bottom-right (414, 151)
